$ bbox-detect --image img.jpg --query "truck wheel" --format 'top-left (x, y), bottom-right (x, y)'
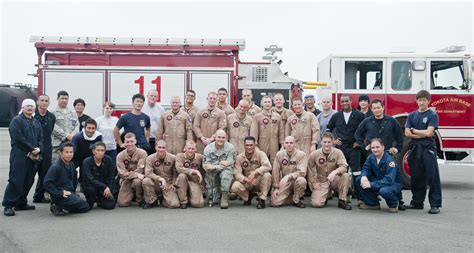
top-left (396, 137), bottom-right (411, 189)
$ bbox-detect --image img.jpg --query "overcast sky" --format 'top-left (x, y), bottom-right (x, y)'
top-left (0, 0), bottom-right (472, 85)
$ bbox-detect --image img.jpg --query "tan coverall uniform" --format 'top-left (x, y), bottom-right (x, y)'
top-left (142, 152), bottom-right (180, 208)
top-left (250, 110), bottom-right (284, 163)
top-left (175, 152), bottom-right (205, 208)
top-left (272, 107), bottom-right (294, 129)
top-left (285, 111), bottom-right (320, 155)
top-left (193, 107), bottom-right (227, 154)
top-left (271, 149), bottom-right (308, 206)
top-left (231, 150), bottom-right (272, 201)
top-left (246, 103), bottom-right (262, 118)
top-left (227, 113), bottom-right (252, 155)
top-left (156, 110), bottom-right (193, 155)
top-left (307, 148), bottom-right (350, 207)
top-left (116, 148), bottom-right (148, 207)
top-left (181, 104), bottom-right (200, 141)
top-left (218, 104), bottom-right (235, 116)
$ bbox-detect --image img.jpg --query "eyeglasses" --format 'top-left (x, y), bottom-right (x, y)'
top-left (340, 100), bottom-right (350, 103)
top-left (186, 94), bottom-right (195, 97)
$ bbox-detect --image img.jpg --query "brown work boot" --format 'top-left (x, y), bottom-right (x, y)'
top-left (359, 203), bottom-right (381, 210)
top-left (220, 192), bottom-right (229, 209)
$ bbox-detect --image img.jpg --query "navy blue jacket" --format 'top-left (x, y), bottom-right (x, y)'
top-left (326, 108), bottom-right (365, 144)
top-left (72, 131), bottom-right (102, 168)
top-left (360, 152), bottom-right (402, 190)
top-left (34, 110), bottom-right (55, 150)
top-left (82, 156), bottom-right (115, 190)
top-left (43, 159), bottom-right (77, 199)
top-left (355, 114), bottom-right (404, 150)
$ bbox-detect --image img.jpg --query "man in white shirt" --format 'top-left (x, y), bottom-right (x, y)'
top-left (142, 89), bottom-right (165, 153)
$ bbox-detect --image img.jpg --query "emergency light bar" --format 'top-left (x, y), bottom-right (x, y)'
top-left (30, 36), bottom-right (245, 50)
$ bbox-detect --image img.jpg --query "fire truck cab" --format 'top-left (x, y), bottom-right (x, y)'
top-left (314, 49), bottom-right (473, 187)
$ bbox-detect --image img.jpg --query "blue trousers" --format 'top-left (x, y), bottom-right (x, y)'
top-left (356, 176), bottom-right (402, 208)
top-left (408, 148), bottom-right (442, 208)
top-left (52, 193), bottom-right (89, 213)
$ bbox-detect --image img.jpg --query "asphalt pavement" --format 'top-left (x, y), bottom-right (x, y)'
top-left (0, 128), bottom-right (473, 252)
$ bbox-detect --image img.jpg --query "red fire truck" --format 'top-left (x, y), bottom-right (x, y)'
top-left (311, 49), bottom-right (473, 187)
top-left (30, 36), bottom-right (300, 118)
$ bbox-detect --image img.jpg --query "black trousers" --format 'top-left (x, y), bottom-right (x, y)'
top-left (2, 159), bottom-right (37, 208)
top-left (83, 186), bottom-right (116, 210)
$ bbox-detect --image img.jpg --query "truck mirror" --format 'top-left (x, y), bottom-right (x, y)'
top-left (462, 55), bottom-right (472, 90)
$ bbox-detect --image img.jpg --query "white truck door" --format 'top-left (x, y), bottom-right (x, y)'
top-left (190, 72), bottom-right (232, 108)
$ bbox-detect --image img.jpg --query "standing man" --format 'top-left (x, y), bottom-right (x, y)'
top-left (404, 90), bottom-right (442, 214)
top-left (156, 96), bottom-right (193, 155)
top-left (203, 130), bottom-right (235, 209)
top-left (142, 140), bottom-right (180, 209)
top-left (285, 97), bottom-right (320, 155)
top-left (193, 91), bottom-right (227, 154)
top-left (271, 136), bottom-right (308, 208)
top-left (43, 142), bottom-right (90, 216)
top-left (3, 99), bottom-right (43, 216)
top-left (116, 133), bottom-right (148, 207)
top-left (52, 90), bottom-right (79, 162)
top-left (356, 138), bottom-right (403, 213)
top-left (82, 142), bottom-right (115, 210)
top-left (114, 93), bottom-right (151, 154)
top-left (231, 136), bottom-right (272, 209)
top-left (72, 119), bottom-right (103, 186)
top-left (227, 100), bottom-right (252, 155)
top-left (33, 94), bottom-right (56, 204)
top-left (250, 96), bottom-right (284, 162)
top-left (73, 98), bottom-right (91, 132)
top-left (217, 87), bottom-right (235, 116)
top-left (272, 93), bottom-right (294, 130)
top-left (242, 89), bottom-right (262, 118)
top-left (317, 96), bottom-right (336, 147)
top-left (175, 140), bottom-right (205, 208)
top-left (142, 89), bottom-right (165, 153)
top-left (307, 132), bottom-right (352, 210)
top-left (304, 94), bottom-right (322, 117)
top-left (182, 89), bottom-right (200, 141)
top-left (326, 94), bottom-right (365, 197)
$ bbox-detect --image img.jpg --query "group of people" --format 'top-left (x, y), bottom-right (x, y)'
top-left (2, 87), bottom-right (442, 217)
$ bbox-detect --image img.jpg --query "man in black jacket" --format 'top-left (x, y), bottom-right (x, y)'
top-left (82, 142), bottom-right (115, 210)
top-left (43, 142), bottom-right (89, 216)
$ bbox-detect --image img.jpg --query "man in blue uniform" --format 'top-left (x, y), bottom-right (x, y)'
top-left (355, 98), bottom-right (405, 210)
top-left (72, 119), bottom-right (102, 187)
top-left (403, 90), bottom-right (442, 214)
top-left (326, 94), bottom-right (365, 198)
top-left (82, 142), bottom-right (115, 210)
top-left (44, 142), bottom-right (89, 216)
top-left (356, 138), bottom-right (403, 213)
top-left (33, 94), bottom-right (56, 203)
top-left (3, 99), bottom-right (43, 216)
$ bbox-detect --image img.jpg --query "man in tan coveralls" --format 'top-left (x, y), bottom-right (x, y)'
top-left (307, 132), bottom-right (352, 210)
top-left (231, 136), bottom-right (272, 209)
top-left (193, 92), bottom-right (227, 154)
top-left (242, 89), bottom-right (262, 118)
top-left (181, 90), bottom-right (200, 141)
top-left (271, 136), bottom-right (308, 208)
top-left (116, 133), bottom-right (148, 207)
top-left (250, 96), bottom-right (284, 162)
top-left (175, 140), bottom-right (205, 208)
top-left (227, 100), bottom-right (252, 155)
top-left (272, 93), bottom-right (294, 128)
top-left (142, 140), bottom-right (180, 209)
top-left (217, 88), bottom-right (235, 116)
top-left (156, 96), bottom-right (193, 155)
top-left (285, 97), bottom-right (320, 155)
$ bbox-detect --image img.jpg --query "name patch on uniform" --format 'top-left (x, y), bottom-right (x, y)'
top-left (233, 122), bottom-right (240, 128)
top-left (250, 160), bottom-right (259, 165)
top-left (282, 159), bottom-right (289, 165)
top-left (202, 113), bottom-right (209, 118)
top-left (166, 115), bottom-right (173, 121)
top-left (242, 161), bottom-right (249, 168)
top-left (263, 118), bottom-right (269, 125)
top-left (183, 161), bottom-right (190, 168)
top-left (389, 161), bottom-right (395, 168)
top-left (291, 119), bottom-right (297, 125)
top-left (289, 161), bottom-right (297, 165)
top-left (272, 119), bottom-right (278, 123)
top-left (318, 158), bottom-right (325, 164)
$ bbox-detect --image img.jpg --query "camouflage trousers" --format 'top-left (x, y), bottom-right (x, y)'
top-left (205, 167), bottom-right (233, 204)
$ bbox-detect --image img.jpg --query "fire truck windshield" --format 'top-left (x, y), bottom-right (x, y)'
top-left (431, 61), bottom-right (467, 90)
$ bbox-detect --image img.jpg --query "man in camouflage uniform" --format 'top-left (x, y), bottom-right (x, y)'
top-left (227, 100), bottom-right (252, 155)
top-left (175, 140), bottom-right (205, 208)
top-left (156, 96), bottom-right (193, 155)
top-left (231, 136), bottom-right (272, 209)
top-left (203, 130), bottom-right (235, 209)
top-left (51, 90), bottom-right (79, 162)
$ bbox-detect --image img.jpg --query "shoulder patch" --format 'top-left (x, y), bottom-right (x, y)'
top-left (389, 161), bottom-right (395, 168)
